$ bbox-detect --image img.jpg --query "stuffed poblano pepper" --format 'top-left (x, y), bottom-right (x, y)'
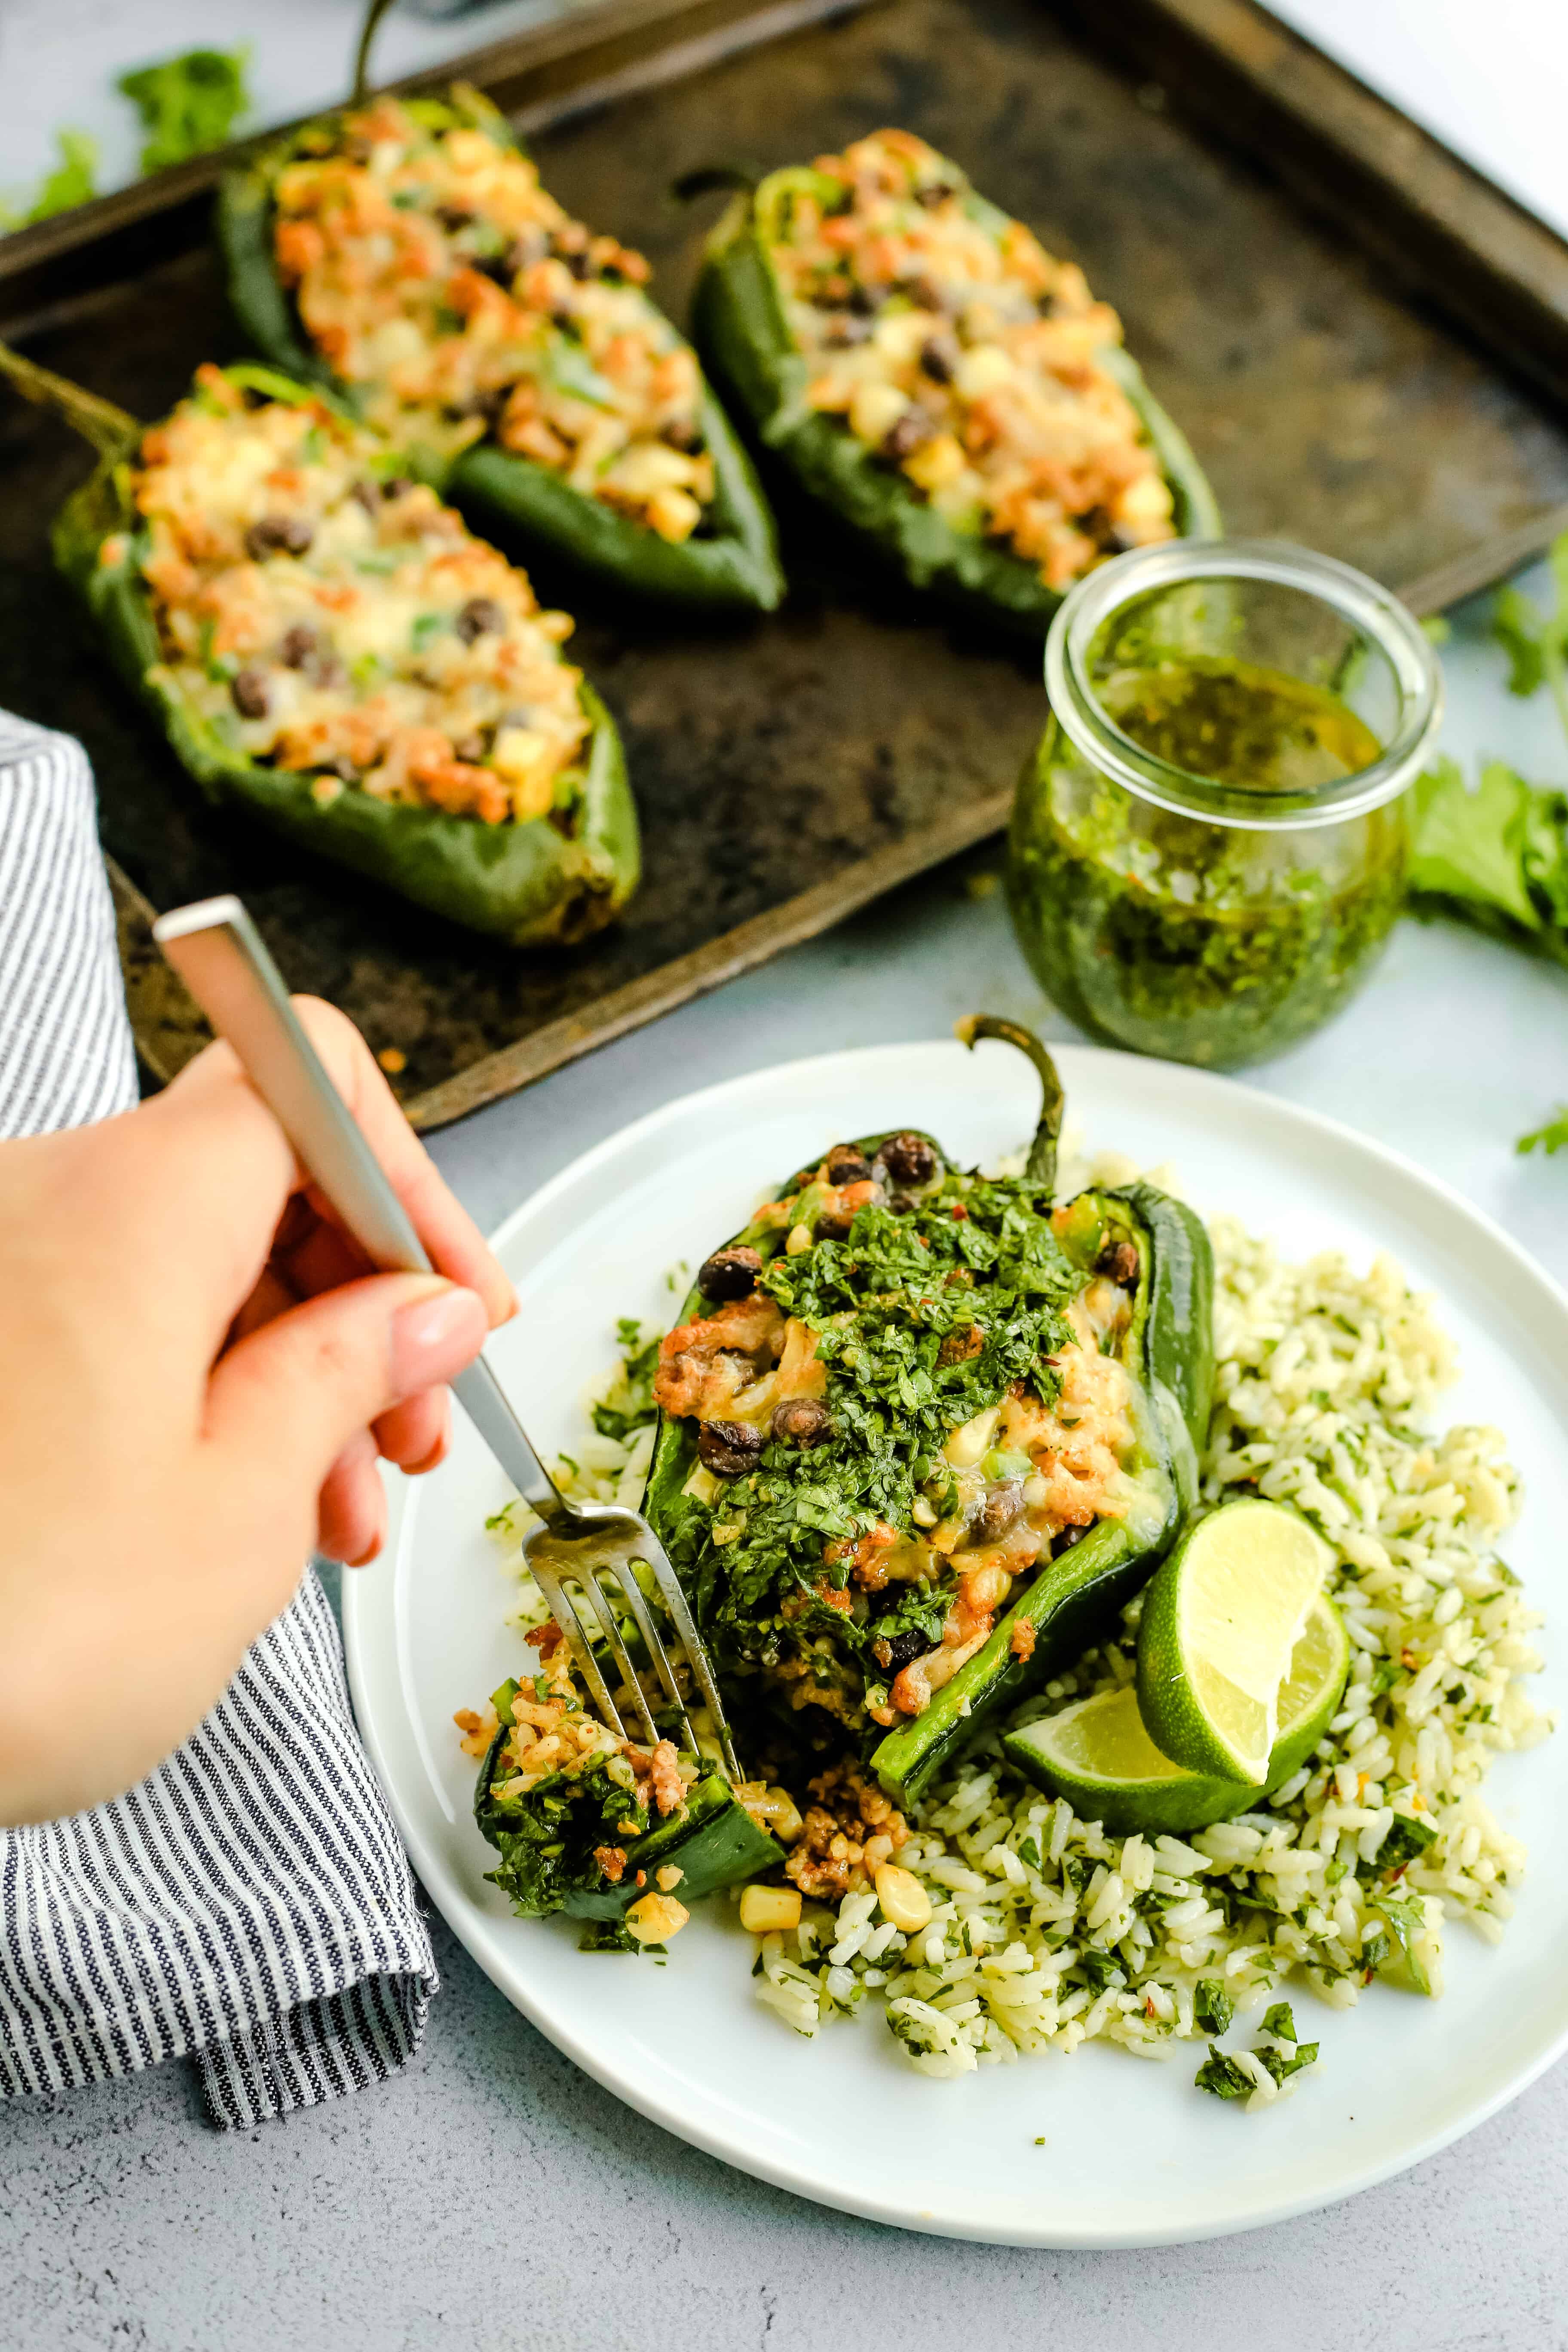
top-left (694, 130), bottom-right (1221, 634)
top-left (16, 350), bottom-right (637, 945)
top-left (643, 1017), bottom-right (1215, 1828)
top-left (218, 86), bottom-right (784, 613)
top-left (462, 1624), bottom-right (780, 1948)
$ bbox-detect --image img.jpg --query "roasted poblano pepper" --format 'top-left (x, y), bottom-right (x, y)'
top-left (6, 346), bottom-right (639, 947)
top-left (474, 1671), bottom-right (777, 1942)
top-left (642, 1016), bottom-right (1215, 1813)
top-left (218, 86), bottom-right (785, 614)
top-left (694, 136), bottom-right (1221, 636)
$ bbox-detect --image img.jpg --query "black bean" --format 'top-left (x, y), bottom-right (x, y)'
top-left (279, 624), bottom-right (318, 669)
top-left (230, 668), bottom-right (270, 720)
top-left (904, 276), bottom-right (948, 315)
top-left (380, 476), bottom-right (413, 502)
top-left (564, 250), bottom-right (592, 281)
top-left (349, 480), bottom-right (380, 516)
top-left (872, 1626), bottom-right (930, 1672)
top-left (814, 1211), bottom-right (856, 1243)
top-left (697, 1420), bottom-right (766, 1476)
top-left (971, 1478), bottom-right (1025, 1541)
top-left (879, 412), bottom-right (928, 464)
top-left (915, 181), bottom-right (956, 209)
top-left (697, 1244), bottom-right (763, 1301)
top-left (847, 284), bottom-right (879, 317)
top-left (455, 597), bottom-right (507, 644)
top-left (771, 1398), bottom-right (831, 1447)
top-left (1055, 1523), bottom-right (1090, 1555)
top-left (919, 335), bottom-right (958, 385)
top-left (245, 514), bottom-right (313, 560)
top-left (435, 202), bottom-right (475, 231)
top-left (1096, 1239), bottom-right (1140, 1286)
top-left (456, 386), bottom-right (506, 424)
top-left (825, 1145), bottom-right (873, 1184)
top-left (881, 1131), bottom-right (940, 1187)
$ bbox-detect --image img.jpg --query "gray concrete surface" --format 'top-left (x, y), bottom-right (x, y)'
top-left (6, 575), bottom-right (1568, 2348)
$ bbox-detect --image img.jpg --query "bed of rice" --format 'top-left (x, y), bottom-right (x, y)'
top-left (492, 1148), bottom-right (1552, 2101)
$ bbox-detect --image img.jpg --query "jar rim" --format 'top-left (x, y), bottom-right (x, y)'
top-left (1043, 537), bottom-right (1444, 832)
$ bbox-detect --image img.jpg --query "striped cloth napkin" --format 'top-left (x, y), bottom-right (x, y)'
top-left (0, 714), bottom-right (438, 2126)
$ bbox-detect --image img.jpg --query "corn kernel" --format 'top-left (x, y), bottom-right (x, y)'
top-left (874, 1862), bottom-right (932, 1934)
top-left (955, 344), bottom-right (1015, 399)
top-left (903, 432), bottom-right (966, 493)
top-left (848, 381), bottom-right (909, 446)
top-left (739, 1884), bottom-right (802, 1934)
top-left (626, 1891), bottom-right (690, 1943)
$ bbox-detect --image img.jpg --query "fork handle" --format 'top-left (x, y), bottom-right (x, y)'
top-left (153, 894), bottom-right (573, 1530)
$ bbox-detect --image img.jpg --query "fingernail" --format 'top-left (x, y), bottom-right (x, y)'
top-left (391, 1283), bottom-right (487, 1397)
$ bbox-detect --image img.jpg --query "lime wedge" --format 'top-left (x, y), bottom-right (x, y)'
top-left (1135, 1498), bottom-right (1332, 1784)
top-left (1002, 1596), bottom-right (1349, 1835)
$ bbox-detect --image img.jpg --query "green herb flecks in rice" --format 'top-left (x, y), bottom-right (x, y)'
top-left (751, 1213), bottom-right (1551, 2082)
top-left (484, 1199), bottom-right (1552, 2097)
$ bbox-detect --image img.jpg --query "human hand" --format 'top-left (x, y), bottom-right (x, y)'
top-left (0, 997), bottom-right (514, 1825)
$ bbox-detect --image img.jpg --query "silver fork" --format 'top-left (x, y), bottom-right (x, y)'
top-left (153, 893), bottom-right (740, 1779)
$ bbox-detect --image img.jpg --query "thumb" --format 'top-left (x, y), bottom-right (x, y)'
top-left (204, 1272), bottom-right (487, 1505)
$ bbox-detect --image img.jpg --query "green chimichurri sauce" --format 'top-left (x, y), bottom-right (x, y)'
top-left (1007, 658), bottom-right (1410, 1069)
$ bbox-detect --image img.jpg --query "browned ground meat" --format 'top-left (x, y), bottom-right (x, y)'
top-left (782, 1761), bottom-right (909, 1901)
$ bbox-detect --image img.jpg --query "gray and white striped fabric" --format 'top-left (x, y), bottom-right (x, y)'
top-left (0, 715), bottom-right (438, 2126)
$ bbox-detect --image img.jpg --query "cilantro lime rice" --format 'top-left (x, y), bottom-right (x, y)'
top-left (484, 1142), bottom-right (1550, 2105)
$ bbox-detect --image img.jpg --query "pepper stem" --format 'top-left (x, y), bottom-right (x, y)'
top-left (352, 0), bottom-right (400, 105)
top-left (0, 341), bottom-right (138, 458)
top-left (956, 1014), bottom-right (1065, 1191)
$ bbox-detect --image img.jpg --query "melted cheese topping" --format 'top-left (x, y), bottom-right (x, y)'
top-left (765, 129), bottom-right (1176, 590)
top-left (273, 98), bottom-right (713, 541)
top-left (126, 366), bottom-right (590, 823)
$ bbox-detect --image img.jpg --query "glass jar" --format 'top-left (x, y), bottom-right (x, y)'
top-left (1006, 539), bottom-right (1443, 1069)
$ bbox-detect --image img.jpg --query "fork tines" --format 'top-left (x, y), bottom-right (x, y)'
top-left (528, 1541), bottom-right (741, 1781)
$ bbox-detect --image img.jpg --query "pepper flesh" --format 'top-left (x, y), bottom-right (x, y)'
top-left (870, 1180), bottom-right (1214, 1809)
top-left (640, 1023), bottom-right (1216, 1813)
top-left (474, 1709), bottom-right (778, 1927)
top-left (694, 163), bottom-right (1221, 636)
top-left (217, 87), bottom-right (785, 615)
top-left (49, 367), bottom-right (637, 946)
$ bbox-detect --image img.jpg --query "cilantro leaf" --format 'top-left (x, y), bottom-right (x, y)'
top-left (1, 129), bottom-right (99, 227)
top-left (1519, 1109), bottom-right (1568, 1158)
top-left (1256, 2035), bottom-right (1319, 2085)
top-left (1490, 584), bottom-right (1547, 698)
top-left (1261, 2000), bottom-right (1297, 2042)
top-left (1377, 1813), bottom-right (1438, 1868)
top-left (1194, 2046), bottom-right (1253, 2100)
top-left (117, 48), bottom-right (251, 175)
top-left (1370, 1892), bottom-right (1434, 1995)
top-left (1194, 1979), bottom-right (1234, 2035)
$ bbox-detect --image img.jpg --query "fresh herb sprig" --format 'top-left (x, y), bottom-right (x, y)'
top-left (1406, 532), bottom-right (1568, 1152)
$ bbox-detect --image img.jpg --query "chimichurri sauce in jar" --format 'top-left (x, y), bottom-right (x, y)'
top-left (1008, 542), bottom-right (1443, 1069)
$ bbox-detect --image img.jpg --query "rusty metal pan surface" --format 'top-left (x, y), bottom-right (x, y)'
top-left (3, 0), bottom-right (1567, 1127)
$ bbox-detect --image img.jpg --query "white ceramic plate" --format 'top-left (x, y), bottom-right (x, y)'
top-left (343, 1040), bottom-right (1568, 2247)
